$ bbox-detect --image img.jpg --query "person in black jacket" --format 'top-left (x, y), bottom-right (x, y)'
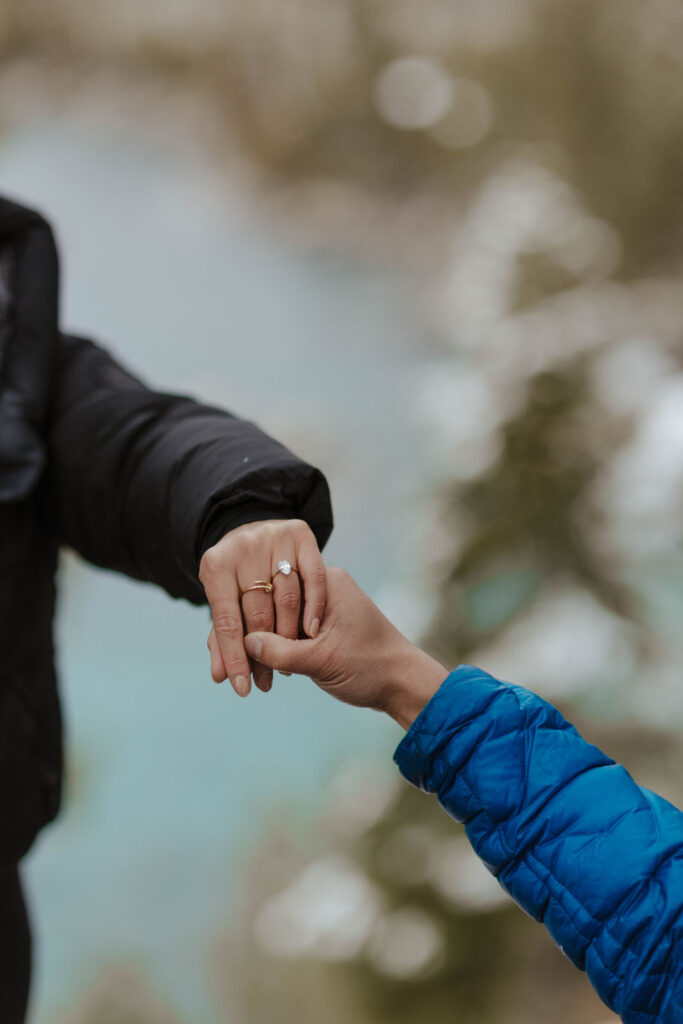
top-left (0, 197), bottom-right (333, 1023)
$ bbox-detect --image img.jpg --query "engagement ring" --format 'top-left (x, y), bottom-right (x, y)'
top-left (272, 559), bottom-right (298, 580)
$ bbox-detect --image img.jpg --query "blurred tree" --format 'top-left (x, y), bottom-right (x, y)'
top-left (218, 762), bottom-right (640, 1023)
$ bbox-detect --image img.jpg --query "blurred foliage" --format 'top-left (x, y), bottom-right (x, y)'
top-left (1, 0), bottom-right (682, 270)
top-left (8, 0), bottom-right (681, 1021)
top-left (218, 728), bottom-right (682, 1024)
top-left (427, 364), bottom-right (637, 659)
top-left (219, 768), bottom-right (631, 1024)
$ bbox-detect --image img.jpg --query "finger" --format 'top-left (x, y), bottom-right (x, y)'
top-left (296, 534), bottom-right (327, 638)
top-left (241, 588), bottom-right (274, 692)
top-left (204, 576), bottom-right (252, 697)
top-left (272, 555), bottom-right (301, 642)
top-left (244, 632), bottom-right (315, 676)
top-left (207, 628), bottom-right (227, 684)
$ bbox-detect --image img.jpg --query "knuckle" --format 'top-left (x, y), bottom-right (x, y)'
top-left (248, 536), bottom-right (269, 560)
top-left (232, 534), bottom-right (251, 558)
top-left (226, 661), bottom-right (248, 679)
top-left (212, 611), bottom-right (242, 637)
top-left (277, 588), bottom-right (300, 612)
top-left (199, 550), bottom-right (218, 580)
top-left (201, 547), bottom-right (233, 581)
top-left (248, 609), bottom-right (272, 632)
top-left (309, 564), bottom-right (327, 589)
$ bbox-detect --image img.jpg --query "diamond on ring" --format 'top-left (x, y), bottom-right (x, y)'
top-left (277, 560), bottom-right (292, 576)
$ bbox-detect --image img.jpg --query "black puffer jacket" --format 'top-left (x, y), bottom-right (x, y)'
top-left (0, 197), bottom-right (333, 865)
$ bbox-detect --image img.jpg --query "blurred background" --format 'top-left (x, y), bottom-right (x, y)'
top-left (2, 0), bottom-right (682, 1021)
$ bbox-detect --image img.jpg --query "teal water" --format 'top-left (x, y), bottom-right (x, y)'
top-left (0, 119), bottom-right (441, 1022)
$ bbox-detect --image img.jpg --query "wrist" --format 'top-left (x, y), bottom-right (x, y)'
top-left (383, 641), bottom-right (449, 731)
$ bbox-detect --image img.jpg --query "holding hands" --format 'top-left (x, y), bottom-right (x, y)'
top-left (199, 519), bottom-right (327, 697)
top-left (243, 567), bottom-right (448, 729)
top-left (200, 524), bottom-right (446, 728)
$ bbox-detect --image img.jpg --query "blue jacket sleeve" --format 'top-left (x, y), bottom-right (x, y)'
top-left (394, 665), bottom-right (683, 1024)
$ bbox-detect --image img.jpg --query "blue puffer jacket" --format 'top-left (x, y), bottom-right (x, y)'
top-left (394, 665), bottom-right (683, 1023)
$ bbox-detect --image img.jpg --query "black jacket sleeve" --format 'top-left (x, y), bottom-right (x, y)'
top-left (44, 334), bottom-right (333, 603)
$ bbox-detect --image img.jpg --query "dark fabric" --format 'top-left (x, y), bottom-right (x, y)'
top-left (0, 196), bottom-right (59, 502)
top-left (0, 197), bottom-right (334, 868)
top-left (0, 866), bottom-right (31, 1024)
top-left (46, 335), bottom-right (333, 602)
top-left (0, 495), bottom-right (60, 864)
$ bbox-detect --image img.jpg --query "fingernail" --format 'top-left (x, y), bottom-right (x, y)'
top-left (245, 636), bottom-right (262, 659)
top-left (235, 675), bottom-right (249, 696)
top-left (280, 671), bottom-right (292, 677)
top-left (310, 618), bottom-right (320, 639)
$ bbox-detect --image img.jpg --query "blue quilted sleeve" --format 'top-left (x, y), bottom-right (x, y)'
top-left (394, 665), bottom-right (683, 1023)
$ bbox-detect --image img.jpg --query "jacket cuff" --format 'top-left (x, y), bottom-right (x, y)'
top-left (393, 664), bottom-right (510, 793)
top-left (194, 465), bottom-right (333, 578)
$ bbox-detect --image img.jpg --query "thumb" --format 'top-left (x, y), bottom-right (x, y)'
top-left (244, 632), bottom-right (313, 675)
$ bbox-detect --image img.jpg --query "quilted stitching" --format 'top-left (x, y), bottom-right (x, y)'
top-left (394, 665), bottom-right (683, 1023)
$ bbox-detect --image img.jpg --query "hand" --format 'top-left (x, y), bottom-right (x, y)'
top-left (199, 519), bottom-right (326, 697)
top-left (243, 567), bottom-right (449, 728)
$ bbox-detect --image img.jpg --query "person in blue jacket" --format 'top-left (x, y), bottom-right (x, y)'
top-left (243, 566), bottom-right (683, 1024)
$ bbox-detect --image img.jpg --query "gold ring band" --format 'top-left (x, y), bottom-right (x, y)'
top-left (242, 580), bottom-right (273, 595)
